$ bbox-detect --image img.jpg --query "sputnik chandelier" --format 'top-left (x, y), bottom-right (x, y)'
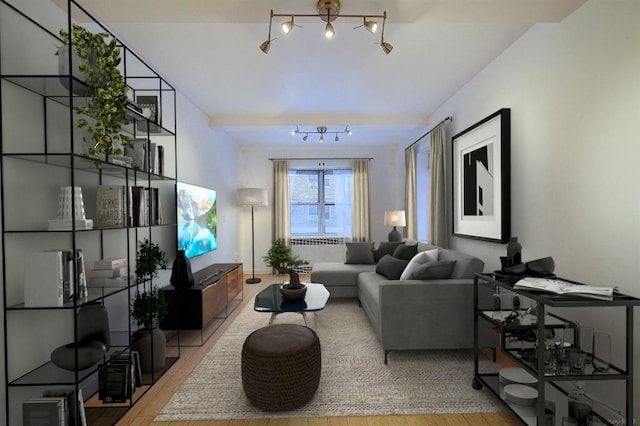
top-left (292, 125), bottom-right (353, 143)
top-left (260, 0), bottom-right (393, 55)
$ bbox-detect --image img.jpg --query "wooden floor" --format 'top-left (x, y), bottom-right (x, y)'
top-left (114, 274), bottom-right (519, 426)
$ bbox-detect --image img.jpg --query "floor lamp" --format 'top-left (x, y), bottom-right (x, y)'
top-left (237, 188), bottom-right (268, 284)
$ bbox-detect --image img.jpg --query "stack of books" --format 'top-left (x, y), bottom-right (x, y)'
top-left (87, 258), bottom-right (131, 287)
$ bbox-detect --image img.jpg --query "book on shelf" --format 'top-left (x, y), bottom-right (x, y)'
top-left (99, 363), bottom-right (130, 403)
top-left (513, 277), bottom-right (615, 300)
top-left (24, 250), bottom-right (64, 307)
top-left (96, 186), bottom-right (126, 228)
top-left (94, 258), bottom-right (127, 270)
top-left (22, 397), bottom-right (67, 426)
top-left (47, 218), bottom-right (93, 231)
top-left (86, 273), bottom-right (133, 287)
top-left (157, 145), bottom-right (164, 175)
top-left (42, 389), bottom-right (86, 426)
top-left (149, 142), bottom-right (157, 174)
top-left (86, 266), bottom-right (128, 279)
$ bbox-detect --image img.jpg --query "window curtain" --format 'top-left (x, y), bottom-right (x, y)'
top-left (351, 159), bottom-right (371, 242)
top-left (404, 146), bottom-right (417, 240)
top-left (428, 122), bottom-right (447, 247)
top-left (272, 160), bottom-right (290, 243)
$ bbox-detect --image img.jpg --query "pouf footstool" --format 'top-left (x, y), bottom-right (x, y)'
top-left (241, 323), bottom-right (321, 411)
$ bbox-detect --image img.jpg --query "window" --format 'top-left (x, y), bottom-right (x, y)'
top-left (289, 168), bottom-right (352, 236)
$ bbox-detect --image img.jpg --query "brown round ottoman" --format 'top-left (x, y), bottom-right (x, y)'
top-left (241, 324), bottom-right (321, 411)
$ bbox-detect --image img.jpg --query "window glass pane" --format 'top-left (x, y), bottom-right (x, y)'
top-left (289, 167), bottom-right (352, 236)
top-left (291, 204), bottom-right (319, 234)
top-left (290, 171), bottom-right (318, 203)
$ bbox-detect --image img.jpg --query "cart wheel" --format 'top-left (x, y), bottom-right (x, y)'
top-left (472, 377), bottom-right (482, 390)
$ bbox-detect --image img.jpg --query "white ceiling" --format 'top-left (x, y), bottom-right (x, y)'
top-left (76, 0), bottom-right (586, 146)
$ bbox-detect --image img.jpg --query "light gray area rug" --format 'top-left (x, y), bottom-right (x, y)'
top-left (156, 297), bottom-right (503, 421)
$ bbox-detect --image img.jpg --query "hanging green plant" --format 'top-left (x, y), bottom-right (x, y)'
top-left (58, 24), bottom-right (132, 159)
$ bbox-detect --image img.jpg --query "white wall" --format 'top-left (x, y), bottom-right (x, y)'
top-left (174, 93), bottom-right (241, 273)
top-left (429, 0), bottom-right (640, 418)
top-left (237, 144), bottom-right (399, 273)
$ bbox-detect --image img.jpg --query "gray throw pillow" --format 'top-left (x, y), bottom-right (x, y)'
top-left (375, 255), bottom-right (409, 280)
top-left (409, 260), bottom-right (457, 280)
top-left (392, 243), bottom-right (418, 261)
top-left (373, 241), bottom-right (403, 262)
top-left (345, 242), bottom-right (375, 264)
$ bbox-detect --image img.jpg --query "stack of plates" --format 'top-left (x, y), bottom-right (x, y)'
top-left (504, 383), bottom-right (538, 406)
top-left (499, 367), bottom-right (538, 386)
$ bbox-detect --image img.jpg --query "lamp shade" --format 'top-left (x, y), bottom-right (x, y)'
top-left (237, 188), bottom-right (268, 207)
top-left (384, 210), bottom-right (406, 227)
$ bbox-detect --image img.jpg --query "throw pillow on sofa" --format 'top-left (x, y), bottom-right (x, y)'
top-left (345, 242), bottom-right (375, 264)
top-left (409, 260), bottom-right (457, 280)
top-left (399, 249), bottom-right (439, 280)
top-left (375, 255), bottom-right (409, 279)
top-left (373, 241), bottom-right (403, 262)
top-left (392, 243), bottom-right (418, 261)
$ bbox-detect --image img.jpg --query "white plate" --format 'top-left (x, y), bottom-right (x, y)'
top-left (504, 383), bottom-right (538, 406)
top-left (499, 367), bottom-right (538, 386)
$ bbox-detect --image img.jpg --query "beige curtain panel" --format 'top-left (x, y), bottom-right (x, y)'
top-left (404, 146), bottom-right (417, 240)
top-left (351, 159), bottom-right (371, 242)
top-left (272, 160), bottom-right (290, 243)
top-left (428, 122), bottom-right (447, 248)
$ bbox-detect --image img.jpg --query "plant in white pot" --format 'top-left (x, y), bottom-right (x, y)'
top-left (131, 239), bottom-right (168, 373)
top-left (57, 24), bottom-right (132, 160)
top-left (263, 239), bottom-right (309, 301)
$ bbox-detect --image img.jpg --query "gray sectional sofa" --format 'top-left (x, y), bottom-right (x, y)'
top-left (311, 242), bottom-right (493, 363)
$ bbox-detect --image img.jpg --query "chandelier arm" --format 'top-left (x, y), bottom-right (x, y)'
top-left (271, 13), bottom-right (386, 19)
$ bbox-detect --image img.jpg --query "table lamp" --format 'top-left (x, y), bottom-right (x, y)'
top-left (384, 210), bottom-right (405, 242)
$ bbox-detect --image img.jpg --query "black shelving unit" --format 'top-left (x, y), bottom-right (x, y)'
top-left (473, 273), bottom-right (639, 425)
top-left (1, 0), bottom-right (179, 424)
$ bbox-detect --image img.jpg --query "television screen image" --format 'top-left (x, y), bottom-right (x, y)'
top-left (176, 182), bottom-right (217, 258)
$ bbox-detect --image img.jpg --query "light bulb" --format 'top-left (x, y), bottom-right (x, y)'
top-left (281, 18), bottom-right (294, 34)
top-left (325, 22), bottom-right (335, 39)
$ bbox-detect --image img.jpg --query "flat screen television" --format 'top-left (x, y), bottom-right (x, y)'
top-left (176, 181), bottom-right (217, 258)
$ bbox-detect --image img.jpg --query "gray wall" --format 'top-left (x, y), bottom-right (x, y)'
top-left (427, 0), bottom-right (639, 418)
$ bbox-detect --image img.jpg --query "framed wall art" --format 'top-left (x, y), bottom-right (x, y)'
top-left (452, 108), bottom-right (510, 243)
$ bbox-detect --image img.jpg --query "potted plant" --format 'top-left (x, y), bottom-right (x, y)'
top-left (135, 238), bottom-right (167, 283)
top-left (263, 239), bottom-right (309, 301)
top-left (131, 239), bottom-right (168, 373)
top-left (57, 24), bottom-right (132, 159)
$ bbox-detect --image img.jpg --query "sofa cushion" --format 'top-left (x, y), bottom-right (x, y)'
top-left (373, 241), bottom-right (403, 262)
top-left (399, 249), bottom-right (439, 280)
top-left (409, 260), bottom-right (457, 280)
top-left (392, 243), bottom-right (418, 261)
top-left (345, 242), bottom-right (375, 264)
top-left (375, 255), bottom-right (409, 280)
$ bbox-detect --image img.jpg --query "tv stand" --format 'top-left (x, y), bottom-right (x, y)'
top-left (161, 263), bottom-right (243, 345)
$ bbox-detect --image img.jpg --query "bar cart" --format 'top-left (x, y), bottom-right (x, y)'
top-left (473, 273), bottom-right (639, 425)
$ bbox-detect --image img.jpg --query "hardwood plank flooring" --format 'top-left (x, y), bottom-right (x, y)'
top-left (115, 274), bottom-right (518, 426)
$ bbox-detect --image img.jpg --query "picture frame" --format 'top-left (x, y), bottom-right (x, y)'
top-left (451, 108), bottom-right (510, 243)
top-left (136, 95), bottom-right (162, 133)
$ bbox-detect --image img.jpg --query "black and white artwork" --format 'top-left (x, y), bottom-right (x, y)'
top-left (452, 109), bottom-right (510, 242)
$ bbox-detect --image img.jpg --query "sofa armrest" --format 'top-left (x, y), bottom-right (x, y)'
top-left (377, 279), bottom-right (481, 350)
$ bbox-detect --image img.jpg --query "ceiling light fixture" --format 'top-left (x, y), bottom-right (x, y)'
top-left (379, 11), bottom-right (393, 55)
top-left (292, 125), bottom-right (353, 143)
top-left (260, 0), bottom-right (391, 54)
top-left (259, 10), bottom-right (275, 53)
top-left (281, 16), bottom-right (295, 34)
